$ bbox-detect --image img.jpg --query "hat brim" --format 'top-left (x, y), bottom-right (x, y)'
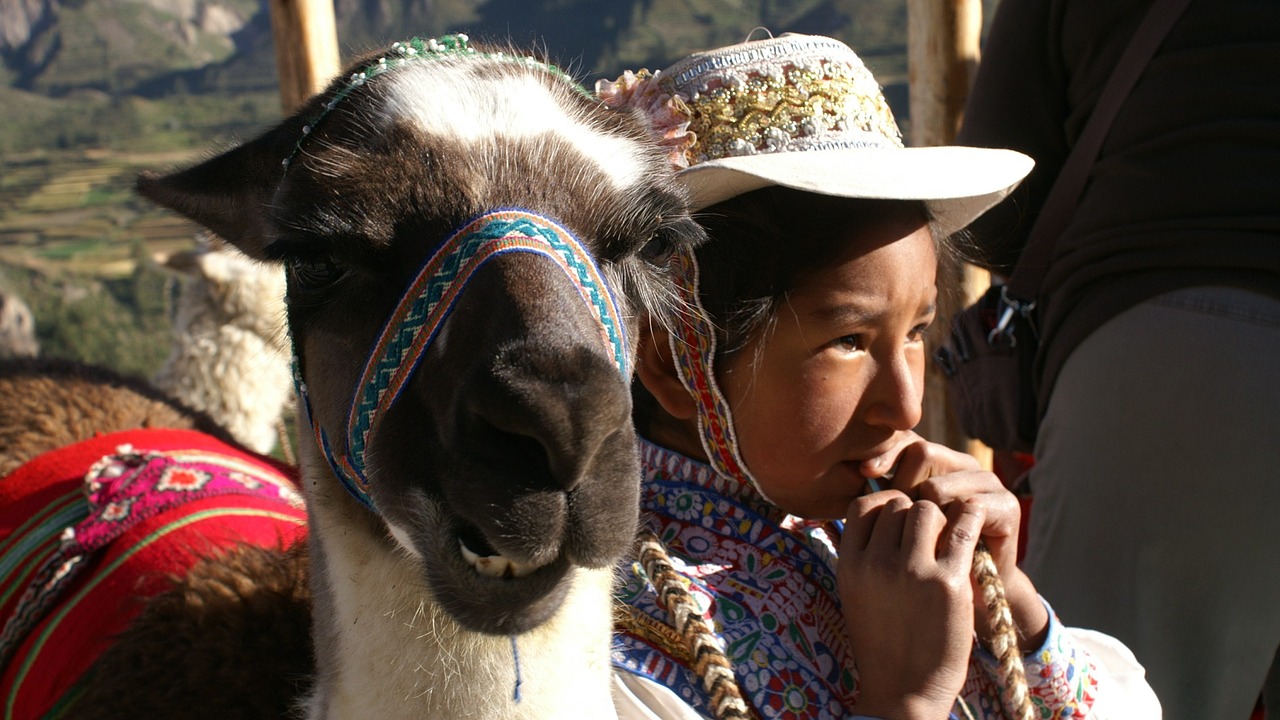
top-left (678, 145), bottom-right (1034, 236)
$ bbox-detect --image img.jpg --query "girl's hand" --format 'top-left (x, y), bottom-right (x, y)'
top-left (839, 491), bottom-right (985, 720)
top-left (864, 435), bottom-right (1049, 651)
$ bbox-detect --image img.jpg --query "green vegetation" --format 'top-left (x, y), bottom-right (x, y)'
top-left (0, 0), bottom-right (999, 379)
top-left (0, 146), bottom-right (207, 379)
top-left (0, 255), bottom-right (176, 378)
top-left (0, 85), bottom-right (279, 155)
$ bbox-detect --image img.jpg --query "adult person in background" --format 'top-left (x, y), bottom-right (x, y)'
top-left (956, 0), bottom-right (1280, 717)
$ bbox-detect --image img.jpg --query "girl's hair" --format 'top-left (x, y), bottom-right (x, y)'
top-left (634, 185), bottom-right (962, 432)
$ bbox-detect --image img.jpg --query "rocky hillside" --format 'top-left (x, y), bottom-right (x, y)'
top-left (0, 0), bottom-right (919, 97)
top-left (1, 0), bottom-right (255, 93)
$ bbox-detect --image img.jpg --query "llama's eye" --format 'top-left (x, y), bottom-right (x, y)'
top-left (288, 257), bottom-right (347, 291)
top-left (638, 233), bottom-right (674, 264)
top-left (641, 217), bottom-right (703, 265)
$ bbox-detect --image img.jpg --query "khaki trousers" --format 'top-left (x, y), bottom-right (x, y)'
top-left (1024, 286), bottom-right (1280, 720)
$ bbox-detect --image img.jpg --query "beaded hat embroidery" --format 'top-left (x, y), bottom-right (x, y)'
top-left (598, 32), bottom-right (1032, 235)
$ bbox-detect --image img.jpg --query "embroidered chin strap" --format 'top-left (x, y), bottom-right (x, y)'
top-left (666, 245), bottom-right (775, 504)
top-left (291, 209), bottom-right (629, 511)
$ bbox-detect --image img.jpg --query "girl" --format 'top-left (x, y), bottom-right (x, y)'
top-left (598, 33), bottom-right (1159, 720)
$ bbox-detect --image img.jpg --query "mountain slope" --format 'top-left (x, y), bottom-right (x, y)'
top-left (1, 0), bottom-right (918, 96)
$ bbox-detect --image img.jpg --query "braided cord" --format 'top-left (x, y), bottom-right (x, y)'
top-left (972, 542), bottom-right (1033, 720)
top-left (636, 530), bottom-right (753, 720)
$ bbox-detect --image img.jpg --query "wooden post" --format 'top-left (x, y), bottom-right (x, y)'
top-left (268, 0), bottom-right (341, 114)
top-left (907, 0), bottom-right (993, 469)
top-left (907, 0), bottom-right (982, 147)
top-left (261, 0), bottom-right (340, 462)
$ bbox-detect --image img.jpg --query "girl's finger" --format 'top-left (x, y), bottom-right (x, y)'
top-left (912, 472), bottom-right (1022, 550)
top-left (937, 500), bottom-right (985, 573)
top-left (867, 494), bottom-right (912, 553)
top-left (913, 469), bottom-right (1003, 507)
top-left (900, 499), bottom-right (948, 567)
top-left (842, 490), bottom-right (911, 554)
top-left (872, 441), bottom-right (981, 499)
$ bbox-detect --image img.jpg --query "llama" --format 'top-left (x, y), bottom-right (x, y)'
top-left (0, 291), bottom-right (38, 360)
top-left (152, 231), bottom-right (293, 457)
top-left (0, 35), bottom-right (703, 719)
top-left (0, 358), bottom-right (236, 477)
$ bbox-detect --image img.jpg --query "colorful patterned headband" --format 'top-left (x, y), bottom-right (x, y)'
top-left (666, 245), bottom-right (774, 506)
top-left (292, 209), bottom-right (629, 511)
top-left (283, 34), bottom-right (594, 170)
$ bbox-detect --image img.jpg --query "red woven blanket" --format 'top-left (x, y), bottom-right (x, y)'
top-left (0, 429), bottom-right (308, 719)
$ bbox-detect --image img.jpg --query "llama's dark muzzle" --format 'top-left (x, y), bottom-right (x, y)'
top-left (440, 290), bottom-right (639, 569)
top-left (469, 342), bottom-right (632, 491)
top-left (344, 229), bottom-right (641, 634)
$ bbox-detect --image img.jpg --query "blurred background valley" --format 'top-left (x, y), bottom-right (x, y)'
top-left (0, 0), bottom-right (992, 376)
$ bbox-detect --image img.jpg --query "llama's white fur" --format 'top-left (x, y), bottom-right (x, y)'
top-left (301, 477), bottom-right (617, 719)
top-left (385, 66), bottom-right (648, 191)
top-left (153, 236), bottom-right (291, 455)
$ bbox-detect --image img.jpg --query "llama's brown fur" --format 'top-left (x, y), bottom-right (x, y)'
top-left (0, 358), bottom-right (234, 476)
top-left (69, 543), bottom-right (312, 720)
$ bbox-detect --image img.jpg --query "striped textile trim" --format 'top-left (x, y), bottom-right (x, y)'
top-left (3, 507), bottom-right (305, 719)
top-left (0, 492), bottom-right (84, 611)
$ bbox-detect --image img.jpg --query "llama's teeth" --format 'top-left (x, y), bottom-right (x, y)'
top-left (509, 561), bottom-right (538, 579)
top-left (474, 556), bottom-right (509, 578)
top-left (460, 539), bottom-right (536, 579)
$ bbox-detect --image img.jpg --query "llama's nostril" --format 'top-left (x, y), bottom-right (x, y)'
top-left (466, 345), bottom-right (632, 491)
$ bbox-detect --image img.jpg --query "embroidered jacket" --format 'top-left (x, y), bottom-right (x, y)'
top-left (612, 440), bottom-right (1099, 719)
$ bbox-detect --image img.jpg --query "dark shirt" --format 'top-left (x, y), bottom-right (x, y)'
top-left (957, 0), bottom-right (1280, 408)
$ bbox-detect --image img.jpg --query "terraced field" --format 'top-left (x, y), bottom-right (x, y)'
top-left (0, 148), bottom-right (206, 376)
top-left (1, 149), bottom-right (201, 272)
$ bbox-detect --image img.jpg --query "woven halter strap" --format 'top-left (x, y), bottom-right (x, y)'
top-left (291, 209), bottom-right (629, 511)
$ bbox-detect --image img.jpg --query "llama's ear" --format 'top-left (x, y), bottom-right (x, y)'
top-left (635, 320), bottom-right (697, 421)
top-left (136, 126), bottom-right (293, 262)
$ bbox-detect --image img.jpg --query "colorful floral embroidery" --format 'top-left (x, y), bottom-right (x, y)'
top-left (156, 466), bottom-right (212, 492)
top-left (614, 442), bottom-right (856, 719)
top-left (615, 441), bottom-right (1103, 719)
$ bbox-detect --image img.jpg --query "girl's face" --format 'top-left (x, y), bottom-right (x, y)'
top-left (718, 215), bottom-right (937, 519)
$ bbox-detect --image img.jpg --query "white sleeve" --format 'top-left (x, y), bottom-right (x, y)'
top-left (612, 671), bottom-right (709, 720)
top-left (1065, 626), bottom-right (1163, 719)
top-left (612, 630), bottom-right (1160, 720)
